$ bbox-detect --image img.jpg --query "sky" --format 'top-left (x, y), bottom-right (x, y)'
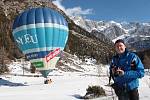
top-left (52, 0), bottom-right (150, 22)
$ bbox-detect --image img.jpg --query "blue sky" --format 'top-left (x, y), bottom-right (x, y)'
top-left (53, 0), bottom-right (150, 22)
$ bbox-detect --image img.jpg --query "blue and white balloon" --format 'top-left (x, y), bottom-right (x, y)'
top-left (12, 7), bottom-right (69, 78)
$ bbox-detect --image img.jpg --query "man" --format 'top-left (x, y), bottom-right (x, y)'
top-left (109, 39), bottom-right (144, 100)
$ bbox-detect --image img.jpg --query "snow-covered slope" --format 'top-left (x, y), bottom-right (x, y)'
top-left (0, 54), bottom-right (150, 100)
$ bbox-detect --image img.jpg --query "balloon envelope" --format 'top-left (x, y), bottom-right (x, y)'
top-left (12, 7), bottom-right (69, 77)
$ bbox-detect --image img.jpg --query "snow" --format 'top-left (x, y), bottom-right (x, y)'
top-left (0, 59), bottom-right (150, 100)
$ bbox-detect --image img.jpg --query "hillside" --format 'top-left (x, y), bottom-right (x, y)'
top-left (0, 0), bottom-right (115, 66)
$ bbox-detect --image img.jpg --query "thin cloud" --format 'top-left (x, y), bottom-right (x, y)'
top-left (52, 0), bottom-right (93, 16)
top-left (66, 6), bottom-right (93, 16)
top-left (52, 0), bottom-right (65, 11)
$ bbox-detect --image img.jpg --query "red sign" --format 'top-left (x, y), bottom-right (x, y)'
top-left (46, 48), bottom-right (61, 62)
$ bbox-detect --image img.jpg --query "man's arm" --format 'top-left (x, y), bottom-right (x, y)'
top-left (122, 55), bottom-right (144, 79)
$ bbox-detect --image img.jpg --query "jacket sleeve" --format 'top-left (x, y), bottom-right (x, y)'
top-left (122, 54), bottom-right (144, 79)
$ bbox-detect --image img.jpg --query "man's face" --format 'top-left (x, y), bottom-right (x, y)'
top-left (115, 42), bottom-right (126, 54)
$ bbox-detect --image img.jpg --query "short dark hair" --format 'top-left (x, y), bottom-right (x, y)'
top-left (115, 39), bottom-right (125, 45)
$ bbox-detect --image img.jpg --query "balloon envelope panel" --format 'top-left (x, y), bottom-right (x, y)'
top-left (13, 7), bottom-right (69, 70)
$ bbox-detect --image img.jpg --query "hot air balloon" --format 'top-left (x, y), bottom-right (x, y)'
top-left (12, 7), bottom-right (69, 84)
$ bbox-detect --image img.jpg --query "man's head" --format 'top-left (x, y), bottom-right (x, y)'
top-left (114, 39), bottom-right (126, 54)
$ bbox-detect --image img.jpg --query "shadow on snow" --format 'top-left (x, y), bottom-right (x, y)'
top-left (0, 78), bottom-right (28, 87)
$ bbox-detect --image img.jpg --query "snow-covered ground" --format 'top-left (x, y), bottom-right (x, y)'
top-left (0, 59), bottom-right (150, 100)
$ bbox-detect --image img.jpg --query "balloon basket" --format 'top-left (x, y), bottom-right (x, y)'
top-left (44, 79), bottom-right (52, 84)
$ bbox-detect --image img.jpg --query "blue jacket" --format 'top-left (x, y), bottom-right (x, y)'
top-left (110, 49), bottom-right (144, 91)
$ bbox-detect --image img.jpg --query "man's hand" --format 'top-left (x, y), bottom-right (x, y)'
top-left (116, 68), bottom-right (124, 76)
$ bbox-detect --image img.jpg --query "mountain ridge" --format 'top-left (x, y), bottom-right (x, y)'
top-left (71, 16), bottom-right (150, 51)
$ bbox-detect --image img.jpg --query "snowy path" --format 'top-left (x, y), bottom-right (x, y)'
top-left (1, 61), bottom-right (150, 100)
top-left (0, 73), bottom-right (150, 100)
top-left (0, 73), bottom-right (103, 100)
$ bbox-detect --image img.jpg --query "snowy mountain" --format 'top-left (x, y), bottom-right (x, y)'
top-left (70, 16), bottom-right (127, 38)
top-left (71, 16), bottom-right (150, 51)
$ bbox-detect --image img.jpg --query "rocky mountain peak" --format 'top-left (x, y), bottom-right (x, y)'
top-left (72, 16), bottom-right (150, 51)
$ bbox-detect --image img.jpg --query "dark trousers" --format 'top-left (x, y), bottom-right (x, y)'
top-left (111, 83), bottom-right (139, 100)
top-left (128, 89), bottom-right (139, 100)
top-left (115, 88), bottom-right (139, 100)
